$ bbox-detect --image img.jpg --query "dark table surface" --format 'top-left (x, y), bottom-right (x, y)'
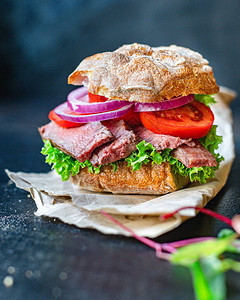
top-left (0, 95), bottom-right (240, 300)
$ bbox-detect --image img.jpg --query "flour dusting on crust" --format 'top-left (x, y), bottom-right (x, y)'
top-left (68, 43), bottom-right (219, 102)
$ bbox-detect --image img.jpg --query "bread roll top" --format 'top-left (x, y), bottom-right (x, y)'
top-left (68, 43), bottom-right (219, 103)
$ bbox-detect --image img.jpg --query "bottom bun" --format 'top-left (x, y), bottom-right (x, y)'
top-left (70, 161), bottom-right (189, 195)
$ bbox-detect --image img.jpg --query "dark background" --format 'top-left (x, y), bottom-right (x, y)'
top-left (1, 1), bottom-right (240, 299)
top-left (1, 0), bottom-right (240, 98)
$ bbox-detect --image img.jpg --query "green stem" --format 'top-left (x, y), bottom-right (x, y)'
top-left (190, 260), bottom-right (213, 300)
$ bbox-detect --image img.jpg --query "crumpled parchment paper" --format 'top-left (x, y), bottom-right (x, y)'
top-left (6, 87), bottom-right (236, 237)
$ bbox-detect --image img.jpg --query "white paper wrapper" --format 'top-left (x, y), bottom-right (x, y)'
top-left (6, 88), bottom-right (236, 237)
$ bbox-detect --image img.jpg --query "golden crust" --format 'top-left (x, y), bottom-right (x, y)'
top-left (70, 161), bottom-right (189, 195)
top-left (68, 43), bottom-right (219, 103)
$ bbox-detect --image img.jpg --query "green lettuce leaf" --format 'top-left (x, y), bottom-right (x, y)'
top-left (110, 161), bottom-right (118, 172)
top-left (194, 94), bottom-right (216, 107)
top-left (41, 140), bottom-right (102, 181)
top-left (200, 125), bottom-right (223, 155)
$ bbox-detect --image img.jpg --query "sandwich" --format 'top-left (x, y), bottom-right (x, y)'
top-left (39, 43), bottom-right (223, 195)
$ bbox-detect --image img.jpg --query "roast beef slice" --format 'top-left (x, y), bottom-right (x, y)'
top-left (135, 125), bottom-right (196, 151)
top-left (39, 121), bottom-right (114, 162)
top-left (90, 120), bottom-right (138, 166)
top-left (171, 142), bottom-right (217, 168)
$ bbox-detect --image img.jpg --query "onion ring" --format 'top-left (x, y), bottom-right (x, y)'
top-left (55, 102), bottom-right (134, 123)
top-left (134, 95), bottom-right (195, 112)
top-left (67, 87), bottom-right (130, 113)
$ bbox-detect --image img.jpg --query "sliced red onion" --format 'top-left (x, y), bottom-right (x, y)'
top-left (67, 86), bottom-right (130, 113)
top-left (134, 94), bottom-right (194, 112)
top-left (55, 102), bottom-right (133, 123)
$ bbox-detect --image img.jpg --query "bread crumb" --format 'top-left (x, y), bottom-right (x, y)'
top-left (33, 270), bottom-right (41, 279)
top-left (7, 266), bottom-right (15, 274)
top-left (59, 272), bottom-right (67, 280)
top-left (52, 287), bottom-right (62, 298)
top-left (3, 276), bottom-right (14, 287)
top-left (25, 270), bottom-right (33, 279)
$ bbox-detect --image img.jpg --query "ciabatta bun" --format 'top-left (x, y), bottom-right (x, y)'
top-left (70, 161), bottom-right (189, 195)
top-left (68, 43), bottom-right (219, 103)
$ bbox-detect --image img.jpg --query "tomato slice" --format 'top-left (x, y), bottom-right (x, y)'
top-left (119, 108), bottom-right (141, 125)
top-left (48, 110), bottom-right (84, 128)
top-left (139, 100), bottom-right (214, 139)
top-left (88, 92), bottom-right (108, 103)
